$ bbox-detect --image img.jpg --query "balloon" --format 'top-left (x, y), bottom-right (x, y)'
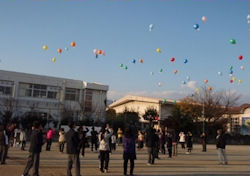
top-left (57, 48), bottom-right (62, 54)
top-left (102, 51), bottom-right (106, 56)
top-left (120, 64), bottom-right (123, 67)
top-left (93, 49), bottom-right (98, 55)
top-left (218, 72), bottom-right (222, 76)
top-left (190, 93), bottom-right (194, 97)
top-left (204, 79), bottom-right (208, 84)
top-left (238, 79), bottom-right (242, 84)
top-left (132, 59), bottom-right (136, 64)
top-left (230, 70), bottom-right (233, 74)
top-left (238, 55), bottom-right (243, 60)
top-left (162, 99), bottom-right (167, 103)
top-left (124, 66), bottom-right (128, 70)
top-left (71, 41), bottom-right (76, 47)
top-left (230, 79), bottom-right (233, 83)
top-left (149, 24), bottom-right (153, 31)
top-left (240, 65), bottom-right (244, 70)
top-left (65, 47), bottom-right (68, 51)
top-left (184, 59), bottom-right (188, 64)
top-left (229, 74), bottom-right (233, 77)
top-left (208, 86), bottom-right (212, 91)
top-left (182, 81), bottom-right (186, 85)
top-left (186, 76), bottom-right (190, 81)
top-left (195, 88), bottom-right (200, 93)
top-left (52, 57), bottom-right (56, 62)
top-left (139, 59), bottom-right (144, 63)
top-left (156, 48), bottom-right (161, 53)
top-left (150, 72), bottom-right (154, 75)
top-left (230, 39), bottom-right (236, 44)
top-left (174, 70), bottom-right (178, 74)
top-left (42, 45), bottom-right (48, 51)
top-left (170, 57), bottom-right (175, 62)
top-left (232, 77), bottom-right (236, 81)
top-left (158, 82), bottom-right (162, 87)
top-left (159, 68), bottom-right (163, 73)
top-left (193, 24), bottom-right (199, 30)
top-left (248, 14), bottom-right (250, 21)
top-left (229, 66), bottom-right (233, 70)
top-left (202, 16), bottom-right (207, 22)
top-left (98, 50), bottom-right (102, 55)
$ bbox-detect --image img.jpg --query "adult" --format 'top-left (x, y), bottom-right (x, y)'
top-left (58, 128), bottom-right (65, 153)
top-left (111, 132), bottom-right (117, 151)
top-left (46, 128), bottom-right (55, 151)
top-left (216, 129), bottom-right (228, 165)
top-left (145, 127), bottom-right (156, 165)
top-left (186, 131), bottom-right (193, 153)
top-left (78, 126), bottom-right (89, 156)
top-left (137, 131), bottom-right (144, 149)
top-left (21, 121), bottom-right (44, 176)
top-left (65, 122), bottom-right (81, 176)
top-left (179, 131), bottom-right (185, 149)
top-left (117, 128), bottom-right (123, 145)
top-left (123, 127), bottom-right (136, 176)
top-left (200, 132), bottom-right (207, 152)
top-left (91, 127), bottom-right (98, 152)
top-left (98, 126), bottom-right (112, 173)
top-left (166, 132), bottom-right (173, 158)
top-left (159, 129), bottom-right (166, 154)
top-left (19, 129), bottom-right (26, 151)
top-left (0, 124), bottom-right (7, 164)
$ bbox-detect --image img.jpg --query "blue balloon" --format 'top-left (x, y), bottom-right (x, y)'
top-left (230, 70), bottom-right (233, 74)
top-left (190, 93), bottom-right (194, 97)
top-left (182, 81), bottom-right (186, 84)
top-left (193, 24), bottom-right (199, 30)
top-left (132, 59), bottom-right (136, 64)
top-left (184, 59), bottom-right (188, 64)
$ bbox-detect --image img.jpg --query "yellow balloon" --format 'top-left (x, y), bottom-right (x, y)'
top-left (195, 88), bottom-right (200, 93)
top-left (232, 77), bottom-right (236, 81)
top-left (156, 48), bottom-right (161, 53)
top-left (238, 79), bottom-right (242, 84)
top-left (43, 45), bottom-right (48, 51)
top-left (52, 57), bottom-right (56, 62)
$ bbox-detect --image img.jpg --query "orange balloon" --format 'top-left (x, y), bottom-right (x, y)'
top-left (208, 86), bottom-right (212, 91)
top-left (174, 70), bottom-right (178, 74)
top-left (71, 41), bottom-right (76, 47)
top-left (57, 48), bottom-right (62, 53)
top-left (98, 50), bottom-right (102, 55)
top-left (139, 59), bottom-right (144, 63)
top-left (204, 79), bottom-right (208, 84)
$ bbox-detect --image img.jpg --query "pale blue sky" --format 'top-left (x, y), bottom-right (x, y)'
top-left (0, 0), bottom-right (249, 103)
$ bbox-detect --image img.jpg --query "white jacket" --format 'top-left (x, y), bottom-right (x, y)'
top-left (99, 131), bottom-right (112, 151)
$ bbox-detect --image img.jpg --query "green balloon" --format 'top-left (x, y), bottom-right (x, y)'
top-left (173, 100), bottom-right (176, 104)
top-left (230, 39), bottom-right (236, 44)
top-left (120, 64), bottom-right (123, 67)
top-left (159, 68), bottom-right (163, 72)
top-left (124, 66), bottom-right (128, 70)
top-left (230, 66), bottom-right (233, 70)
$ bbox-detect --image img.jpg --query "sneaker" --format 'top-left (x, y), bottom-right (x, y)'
top-left (100, 169), bottom-right (104, 173)
top-left (104, 169), bottom-right (109, 173)
top-left (147, 163), bottom-right (152, 166)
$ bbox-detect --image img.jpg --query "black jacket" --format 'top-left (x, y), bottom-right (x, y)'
top-left (29, 129), bottom-right (43, 153)
top-left (166, 136), bottom-right (173, 148)
top-left (216, 134), bottom-right (226, 149)
top-left (146, 128), bottom-right (157, 147)
top-left (66, 128), bottom-right (80, 154)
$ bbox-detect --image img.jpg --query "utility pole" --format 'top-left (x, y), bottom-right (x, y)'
top-left (202, 102), bottom-right (205, 133)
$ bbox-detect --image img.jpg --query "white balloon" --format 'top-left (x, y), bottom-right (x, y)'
top-left (247, 14), bottom-right (250, 20)
top-left (149, 24), bottom-right (153, 31)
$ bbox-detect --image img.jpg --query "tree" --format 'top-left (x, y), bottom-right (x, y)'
top-left (143, 107), bottom-right (159, 121)
top-left (0, 97), bottom-right (18, 126)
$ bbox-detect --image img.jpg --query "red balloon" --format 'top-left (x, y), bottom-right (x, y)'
top-left (230, 80), bottom-right (233, 83)
top-left (98, 50), bottom-right (102, 55)
top-left (71, 41), bottom-right (76, 47)
top-left (57, 48), bottom-right (62, 53)
top-left (170, 57), bottom-right (175, 62)
top-left (238, 55), bottom-right (243, 60)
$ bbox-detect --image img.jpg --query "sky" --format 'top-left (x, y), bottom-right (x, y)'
top-left (0, 0), bottom-right (249, 104)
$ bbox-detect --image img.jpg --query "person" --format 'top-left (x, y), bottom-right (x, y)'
top-left (186, 131), bottom-right (193, 153)
top-left (111, 133), bottom-right (117, 151)
top-left (78, 126), bottom-right (89, 157)
top-left (91, 127), bottom-right (98, 152)
top-left (153, 129), bottom-right (160, 159)
top-left (65, 122), bottom-right (81, 176)
top-left (21, 121), bottom-right (44, 176)
top-left (166, 132), bottom-right (173, 158)
top-left (145, 127), bottom-right (156, 165)
top-left (98, 126), bottom-right (112, 173)
top-left (13, 127), bottom-right (20, 147)
top-left (19, 129), bottom-right (26, 151)
top-left (179, 131), bottom-right (185, 149)
top-left (46, 128), bottom-right (55, 151)
top-left (159, 129), bottom-right (166, 154)
top-left (117, 128), bottom-right (123, 145)
top-left (137, 131), bottom-right (144, 149)
top-left (200, 132), bottom-right (207, 152)
top-left (58, 128), bottom-right (65, 153)
top-left (216, 129), bottom-right (228, 165)
top-left (0, 124), bottom-right (7, 164)
top-left (123, 127), bottom-right (136, 176)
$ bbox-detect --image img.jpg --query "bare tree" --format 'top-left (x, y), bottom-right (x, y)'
top-left (0, 97), bottom-right (18, 125)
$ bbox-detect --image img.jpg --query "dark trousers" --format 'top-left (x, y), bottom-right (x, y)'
top-left (147, 147), bottom-right (155, 164)
top-left (81, 146), bottom-right (85, 156)
top-left (46, 139), bottom-right (52, 151)
top-left (124, 158), bottom-right (134, 175)
top-left (168, 147), bottom-right (172, 158)
top-left (21, 141), bottom-right (26, 150)
top-left (91, 141), bottom-right (98, 151)
top-left (100, 150), bottom-right (109, 171)
top-left (161, 144), bottom-right (165, 154)
top-left (202, 141), bottom-right (207, 152)
top-left (23, 152), bottom-right (40, 176)
top-left (67, 154), bottom-right (80, 176)
top-left (59, 142), bottom-right (65, 152)
top-left (111, 143), bottom-right (116, 151)
top-left (180, 142), bottom-right (185, 149)
top-left (0, 145), bottom-right (7, 164)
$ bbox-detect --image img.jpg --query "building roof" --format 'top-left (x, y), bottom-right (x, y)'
top-left (228, 104), bottom-right (250, 114)
top-left (108, 95), bottom-right (176, 108)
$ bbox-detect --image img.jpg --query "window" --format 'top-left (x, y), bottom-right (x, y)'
top-left (0, 80), bottom-right (13, 96)
top-left (65, 88), bottom-right (80, 101)
top-left (84, 89), bottom-right (92, 112)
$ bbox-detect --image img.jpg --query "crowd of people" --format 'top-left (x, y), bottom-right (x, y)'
top-left (0, 121), bottom-right (229, 176)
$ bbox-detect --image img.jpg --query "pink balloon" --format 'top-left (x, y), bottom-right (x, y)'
top-left (202, 16), bottom-right (207, 22)
top-left (93, 49), bottom-right (98, 55)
